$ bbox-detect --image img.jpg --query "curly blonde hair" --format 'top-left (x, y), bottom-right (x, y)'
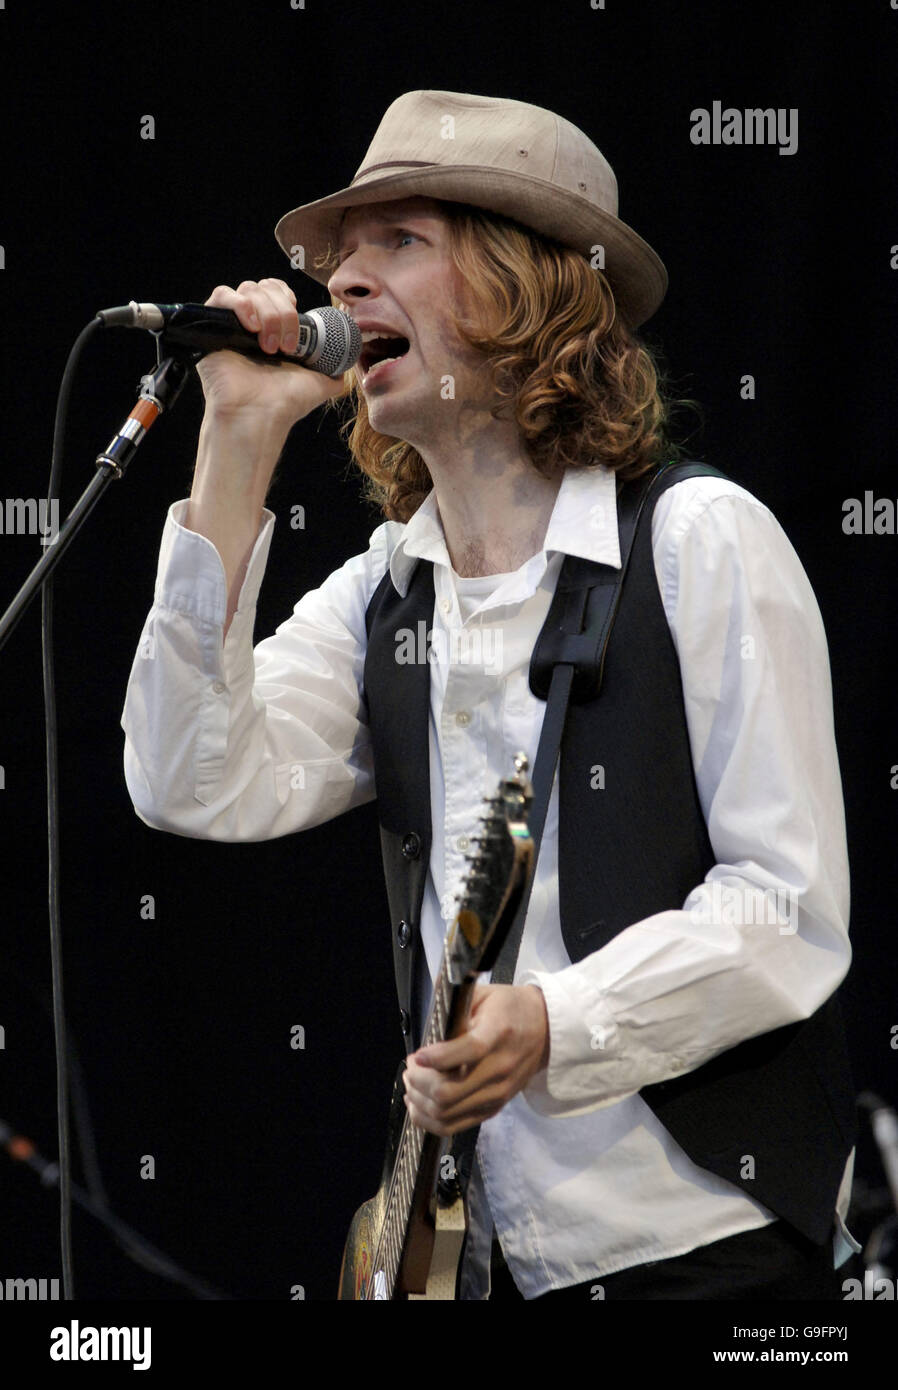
top-left (316, 201), bottom-right (698, 523)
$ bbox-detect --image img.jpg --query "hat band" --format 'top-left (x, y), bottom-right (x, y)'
top-left (351, 159), bottom-right (440, 184)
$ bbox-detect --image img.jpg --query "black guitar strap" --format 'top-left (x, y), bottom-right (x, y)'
top-left (448, 458), bottom-right (721, 1198)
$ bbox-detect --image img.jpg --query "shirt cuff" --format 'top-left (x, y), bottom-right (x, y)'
top-left (155, 499), bottom-right (276, 648)
top-left (517, 968), bottom-right (625, 1118)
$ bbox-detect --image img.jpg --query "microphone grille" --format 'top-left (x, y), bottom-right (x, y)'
top-left (311, 306), bottom-right (362, 376)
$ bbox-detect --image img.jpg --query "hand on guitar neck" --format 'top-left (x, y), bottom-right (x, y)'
top-left (402, 982), bottom-right (550, 1137)
top-left (338, 755), bottom-right (538, 1299)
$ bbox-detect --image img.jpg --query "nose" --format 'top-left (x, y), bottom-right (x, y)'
top-left (327, 247), bottom-right (379, 304)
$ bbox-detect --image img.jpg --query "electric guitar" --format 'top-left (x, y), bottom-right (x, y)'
top-left (338, 752), bottom-right (534, 1299)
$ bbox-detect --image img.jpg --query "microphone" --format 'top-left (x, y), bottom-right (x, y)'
top-left (97, 301), bottom-right (362, 377)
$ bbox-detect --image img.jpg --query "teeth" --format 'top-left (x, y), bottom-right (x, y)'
top-left (366, 356), bottom-right (400, 374)
top-left (360, 330), bottom-right (399, 343)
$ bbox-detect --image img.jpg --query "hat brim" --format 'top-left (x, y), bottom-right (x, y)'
top-left (274, 166), bottom-right (667, 330)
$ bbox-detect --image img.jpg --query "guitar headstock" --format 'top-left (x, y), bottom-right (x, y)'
top-left (445, 751), bottom-right (534, 984)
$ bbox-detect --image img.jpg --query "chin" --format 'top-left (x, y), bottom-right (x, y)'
top-left (364, 392), bottom-right (421, 441)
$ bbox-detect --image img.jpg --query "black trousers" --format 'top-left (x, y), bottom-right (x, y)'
top-left (488, 1221), bottom-right (843, 1300)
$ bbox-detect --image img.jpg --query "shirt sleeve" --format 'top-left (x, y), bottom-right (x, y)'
top-left (519, 478), bottom-right (852, 1117)
top-left (121, 499), bottom-right (396, 840)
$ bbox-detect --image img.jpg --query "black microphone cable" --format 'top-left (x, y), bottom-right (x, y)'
top-left (42, 314), bottom-right (106, 1299)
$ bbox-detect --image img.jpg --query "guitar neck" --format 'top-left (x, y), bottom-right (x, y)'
top-left (367, 758), bottom-right (534, 1298)
top-left (367, 945), bottom-right (474, 1297)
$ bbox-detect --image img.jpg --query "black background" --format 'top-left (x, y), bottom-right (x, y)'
top-left (0, 0), bottom-right (895, 1319)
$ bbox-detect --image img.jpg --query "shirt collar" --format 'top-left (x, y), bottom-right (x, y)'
top-left (388, 464), bottom-right (622, 597)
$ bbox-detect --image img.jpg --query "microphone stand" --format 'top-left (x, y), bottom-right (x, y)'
top-left (0, 1118), bottom-right (227, 1299)
top-left (0, 333), bottom-right (193, 1299)
top-left (0, 348), bottom-right (192, 653)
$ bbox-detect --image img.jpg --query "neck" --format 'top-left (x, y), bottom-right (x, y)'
top-left (418, 423), bottom-right (563, 577)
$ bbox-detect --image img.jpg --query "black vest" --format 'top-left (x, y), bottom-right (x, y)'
top-left (362, 464), bottom-right (856, 1245)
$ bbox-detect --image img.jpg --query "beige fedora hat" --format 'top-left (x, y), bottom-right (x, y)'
top-left (274, 90), bottom-right (668, 331)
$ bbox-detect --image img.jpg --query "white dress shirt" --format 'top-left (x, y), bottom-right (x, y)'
top-left (121, 463), bottom-right (860, 1298)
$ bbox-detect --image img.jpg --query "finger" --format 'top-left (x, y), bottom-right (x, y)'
top-left (203, 283), bottom-right (270, 339)
top-left (405, 1089), bottom-right (504, 1135)
top-left (204, 283), bottom-right (237, 309)
top-left (233, 280), bottom-right (297, 354)
top-left (404, 1059), bottom-right (465, 1108)
top-left (258, 277), bottom-right (297, 306)
top-left (257, 278), bottom-right (301, 353)
top-left (414, 1033), bottom-right (484, 1071)
top-left (405, 1053), bottom-right (503, 1112)
top-left (404, 1093), bottom-right (453, 1137)
top-left (206, 280), bottom-right (298, 354)
top-left (422, 1078), bottom-right (510, 1128)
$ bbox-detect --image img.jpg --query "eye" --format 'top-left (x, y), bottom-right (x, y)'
top-left (333, 228), bottom-right (421, 266)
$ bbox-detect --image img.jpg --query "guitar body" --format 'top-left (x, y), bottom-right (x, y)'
top-left (338, 1191), bottom-right (386, 1301)
top-left (338, 1063), bottom-right (468, 1300)
top-left (338, 1064), bottom-right (403, 1301)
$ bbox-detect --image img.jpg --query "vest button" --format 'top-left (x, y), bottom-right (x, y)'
top-left (397, 919), bottom-right (412, 949)
top-left (401, 832), bottom-right (422, 859)
top-left (399, 1008), bottom-right (411, 1035)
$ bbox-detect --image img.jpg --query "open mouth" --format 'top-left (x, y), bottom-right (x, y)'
top-left (359, 335), bottom-right (411, 376)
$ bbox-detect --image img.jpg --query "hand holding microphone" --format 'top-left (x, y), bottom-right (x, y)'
top-left (101, 278), bottom-right (360, 427)
top-left (97, 277), bottom-right (362, 623)
top-left (196, 279), bottom-right (353, 425)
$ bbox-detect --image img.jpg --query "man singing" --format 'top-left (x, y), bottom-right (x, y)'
top-left (122, 90), bottom-right (858, 1299)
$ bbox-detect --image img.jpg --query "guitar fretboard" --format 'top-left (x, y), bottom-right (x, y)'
top-left (369, 944), bottom-right (456, 1297)
top-left (362, 764), bottom-right (532, 1300)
